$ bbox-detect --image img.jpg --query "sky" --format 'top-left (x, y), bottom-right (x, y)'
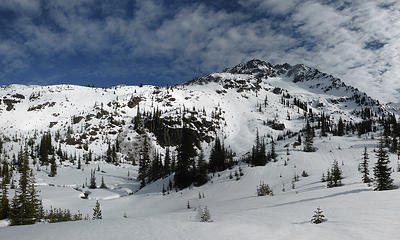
top-left (0, 0), bottom-right (399, 103)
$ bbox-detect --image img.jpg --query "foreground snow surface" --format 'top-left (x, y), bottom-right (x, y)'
top-left (1, 136), bottom-right (399, 240)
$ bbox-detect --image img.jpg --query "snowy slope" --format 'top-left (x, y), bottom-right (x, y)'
top-left (0, 59), bottom-right (399, 239)
top-left (0, 59), bottom-right (390, 159)
top-left (0, 135), bottom-right (399, 240)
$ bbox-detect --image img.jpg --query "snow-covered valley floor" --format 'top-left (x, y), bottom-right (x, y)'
top-left (1, 135), bottom-right (399, 240)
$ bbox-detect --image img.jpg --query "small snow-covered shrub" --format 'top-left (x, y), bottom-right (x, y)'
top-left (198, 206), bottom-right (212, 222)
top-left (311, 207), bottom-right (326, 224)
top-left (257, 182), bottom-right (273, 196)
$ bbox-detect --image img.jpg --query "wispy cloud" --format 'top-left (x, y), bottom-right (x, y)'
top-left (0, 0), bottom-right (399, 102)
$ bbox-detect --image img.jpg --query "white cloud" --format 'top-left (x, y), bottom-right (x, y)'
top-left (0, 0), bottom-right (399, 102)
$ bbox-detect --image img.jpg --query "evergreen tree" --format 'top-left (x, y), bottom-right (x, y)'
top-left (373, 137), bottom-right (394, 191)
top-left (198, 206), bottom-right (212, 222)
top-left (250, 131), bottom-right (267, 166)
top-left (77, 157), bottom-right (81, 169)
top-left (138, 136), bottom-right (151, 188)
top-left (196, 149), bottom-right (208, 186)
top-left (1, 160), bottom-right (10, 184)
top-left (9, 158), bottom-right (42, 225)
top-left (49, 155), bottom-right (57, 177)
top-left (39, 133), bottom-right (52, 165)
top-left (0, 177), bottom-right (9, 219)
top-left (100, 176), bottom-right (107, 189)
top-left (89, 170), bottom-right (97, 189)
top-left (209, 137), bottom-right (227, 171)
top-left (304, 119), bottom-right (315, 152)
top-left (311, 207), bottom-right (326, 224)
top-left (164, 147), bottom-right (171, 176)
top-left (360, 147), bottom-right (371, 183)
top-left (327, 160), bottom-right (342, 188)
top-left (269, 139), bottom-right (277, 161)
top-left (175, 127), bottom-right (197, 189)
top-left (337, 117), bottom-right (344, 136)
top-left (92, 200), bottom-right (102, 220)
top-left (27, 170), bottom-right (43, 221)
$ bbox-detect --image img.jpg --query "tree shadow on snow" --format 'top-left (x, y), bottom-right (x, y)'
top-left (266, 188), bottom-right (371, 209)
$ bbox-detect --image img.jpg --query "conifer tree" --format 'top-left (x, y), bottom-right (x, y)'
top-left (100, 176), bottom-right (107, 189)
top-left (92, 200), bottom-right (102, 220)
top-left (199, 206), bottom-right (212, 222)
top-left (311, 207), bottom-right (326, 224)
top-left (27, 170), bottom-right (43, 221)
top-left (331, 160), bottom-right (342, 187)
top-left (164, 147), bottom-right (171, 176)
top-left (1, 160), bottom-right (10, 184)
top-left (77, 157), bottom-right (81, 169)
top-left (39, 133), bottom-right (52, 165)
top-left (0, 177), bottom-right (9, 219)
top-left (89, 170), bottom-right (97, 189)
top-left (49, 155), bottom-right (57, 177)
top-left (337, 117), bottom-right (344, 136)
top-left (360, 147), bottom-right (371, 183)
top-left (175, 127), bottom-right (197, 189)
top-left (138, 136), bottom-right (151, 188)
top-left (304, 119), bottom-right (315, 152)
top-left (10, 158), bottom-right (42, 225)
top-left (209, 137), bottom-right (227, 171)
top-left (373, 137), bottom-right (394, 191)
top-left (270, 139), bottom-right (277, 161)
top-left (196, 149), bottom-right (208, 186)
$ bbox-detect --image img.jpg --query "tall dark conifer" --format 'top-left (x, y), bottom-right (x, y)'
top-left (0, 177), bottom-right (9, 219)
top-left (373, 137), bottom-right (394, 191)
top-left (360, 147), bottom-right (371, 183)
top-left (304, 119), bottom-right (315, 152)
top-left (196, 149), bottom-right (208, 186)
top-left (175, 127), bottom-right (197, 189)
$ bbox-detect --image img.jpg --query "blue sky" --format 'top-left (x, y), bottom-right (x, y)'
top-left (0, 0), bottom-right (399, 102)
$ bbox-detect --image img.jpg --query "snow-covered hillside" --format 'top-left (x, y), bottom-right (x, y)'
top-left (0, 59), bottom-right (399, 239)
top-left (0, 59), bottom-right (387, 159)
top-left (0, 135), bottom-right (399, 240)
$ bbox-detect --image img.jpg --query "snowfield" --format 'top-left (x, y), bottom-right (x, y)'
top-left (1, 135), bottom-right (399, 240)
top-left (0, 61), bottom-right (399, 239)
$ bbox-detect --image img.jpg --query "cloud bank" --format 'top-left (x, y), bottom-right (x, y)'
top-left (0, 0), bottom-right (399, 102)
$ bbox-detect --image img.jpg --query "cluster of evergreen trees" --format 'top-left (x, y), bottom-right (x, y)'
top-left (137, 127), bottom-right (234, 190)
top-left (7, 158), bottom-right (42, 225)
top-left (325, 160), bottom-right (343, 188)
top-left (248, 131), bottom-right (277, 166)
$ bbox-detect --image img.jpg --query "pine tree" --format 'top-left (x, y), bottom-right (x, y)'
top-left (49, 155), bottom-right (57, 177)
top-left (337, 117), bottom-right (344, 136)
top-left (360, 147), bottom-right (371, 183)
top-left (196, 149), bottom-right (208, 186)
top-left (373, 137), bottom-right (394, 191)
top-left (138, 136), bottom-right (151, 188)
top-left (92, 200), bottom-right (102, 220)
top-left (164, 147), bottom-right (171, 176)
top-left (0, 177), bottom-right (10, 219)
top-left (199, 206), bottom-right (212, 222)
top-left (175, 127), bottom-right (197, 189)
top-left (10, 158), bottom-right (42, 225)
top-left (89, 170), bottom-right (97, 189)
top-left (100, 176), bottom-right (107, 189)
top-left (27, 170), bottom-right (43, 222)
top-left (77, 157), bottom-right (81, 169)
top-left (39, 133), bottom-right (52, 165)
top-left (270, 139), bottom-right (277, 161)
top-left (209, 137), bottom-right (227, 171)
top-left (311, 207), bottom-right (326, 224)
top-left (327, 160), bottom-right (342, 188)
top-left (304, 119), bottom-right (315, 152)
top-left (1, 160), bottom-right (10, 184)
